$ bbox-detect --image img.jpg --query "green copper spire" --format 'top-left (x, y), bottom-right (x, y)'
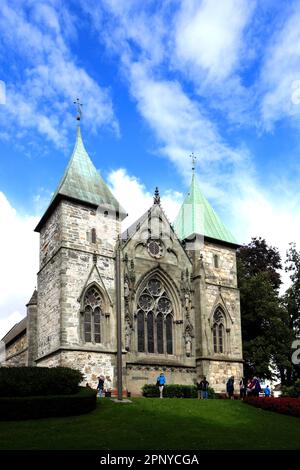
top-left (173, 173), bottom-right (237, 245)
top-left (35, 125), bottom-right (126, 231)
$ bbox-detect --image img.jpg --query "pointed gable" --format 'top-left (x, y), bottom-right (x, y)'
top-left (173, 174), bottom-right (238, 246)
top-left (122, 189), bottom-right (192, 265)
top-left (35, 126), bottom-right (126, 232)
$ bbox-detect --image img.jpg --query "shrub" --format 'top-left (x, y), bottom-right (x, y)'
top-left (0, 367), bottom-right (83, 397)
top-left (244, 396), bottom-right (300, 418)
top-left (282, 379), bottom-right (300, 398)
top-left (0, 387), bottom-right (97, 420)
top-left (142, 384), bottom-right (215, 398)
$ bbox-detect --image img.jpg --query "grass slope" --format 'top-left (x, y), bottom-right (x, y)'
top-left (0, 398), bottom-right (299, 450)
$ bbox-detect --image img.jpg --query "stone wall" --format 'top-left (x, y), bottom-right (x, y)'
top-left (59, 200), bottom-right (119, 349)
top-left (27, 303), bottom-right (38, 366)
top-left (188, 238), bottom-right (243, 391)
top-left (5, 333), bottom-right (28, 366)
top-left (125, 364), bottom-right (196, 396)
top-left (36, 199), bottom-right (120, 362)
top-left (197, 358), bottom-right (244, 394)
top-left (36, 349), bottom-right (116, 390)
top-left (37, 252), bottom-right (61, 358)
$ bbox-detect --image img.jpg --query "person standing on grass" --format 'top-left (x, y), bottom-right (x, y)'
top-left (196, 378), bottom-right (202, 399)
top-left (157, 372), bottom-right (166, 399)
top-left (226, 376), bottom-right (235, 399)
top-left (253, 377), bottom-right (261, 397)
top-left (199, 376), bottom-right (209, 399)
top-left (264, 384), bottom-right (271, 397)
top-left (239, 377), bottom-right (246, 399)
top-left (97, 375), bottom-right (105, 398)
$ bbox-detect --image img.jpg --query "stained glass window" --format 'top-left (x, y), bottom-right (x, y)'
top-left (84, 306), bottom-right (92, 343)
top-left (157, 313), bottom-right (164, 353)
top-left (137, 311), bottom-right (145, 352)
top-left (136, 276), bottom-right (173, 354)
top-left (94, 307), bottom-right (101, 344)
top-left (166, 314), bottom-right (173, 354)
top-left (147, 312), bottom-right (154, 353)
top-left (83, 286), bottom-right (102, 343)
top-left (212, 308), bottom-right (225, 353)
top-left (218, 324), bottom-right (224, 353)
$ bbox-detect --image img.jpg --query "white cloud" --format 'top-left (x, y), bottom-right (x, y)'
top-left (128, 63), bottom-right (243, 178)
top-left (174, 0), bottom-right (254, 82)
top-left (261, 4), bottom-right (300, 128)
top-left (108, 168), bottom-right (183, 230)
top-left (0, 0), bottom-right (118, 147)
top-left (232, 178), bottom-right (300, 289)
top-left (0, 192), bottom-right (39, 339)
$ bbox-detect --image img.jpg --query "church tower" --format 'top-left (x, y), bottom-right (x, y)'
top-left (33, 123), bottom-right (127, 384)
top-left (174, 171), bottom-right (243, 392)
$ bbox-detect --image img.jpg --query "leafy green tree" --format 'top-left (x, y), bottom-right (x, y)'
top-left (284, 243), bottom-right (300, 335)
top-left (237, 238), bottom-right (294, 384)
top-left (238, 237), bottom-right (282, 290)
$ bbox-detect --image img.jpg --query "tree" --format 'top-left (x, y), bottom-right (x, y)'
top-left (237, 238), bottom-right (293, 383)
top-left (238, 237), bottom-right (282, 290)
top-left (284, 243), bottom-right (300, 335)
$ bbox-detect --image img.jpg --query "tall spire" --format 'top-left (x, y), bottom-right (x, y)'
top-left (173, 171), bottom-right (237, 246)
top-left (35, 117), bottom-right (127, 232)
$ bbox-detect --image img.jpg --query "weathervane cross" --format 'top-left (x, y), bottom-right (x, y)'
top-left (73, 98), bottom-right (83, 121)
top-left (190, 152), bottom-right (197, 173)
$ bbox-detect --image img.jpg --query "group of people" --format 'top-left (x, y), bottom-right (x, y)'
top-left (95, 375), bottom-right (112, 397)
top-left (95, 371), bottom-right (271, 399)
top-left (157, 373), bottom-right (271, 400)
top-left (239, 377), bottom-right (271, 399)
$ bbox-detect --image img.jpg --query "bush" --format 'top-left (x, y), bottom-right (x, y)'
top-left (0, 387), bottom-right (97, 420)
top-left (0, 367), bottom-right (83, 397)
top-left (142, 384), bottom-right (215, 398)
top-left (244, 396), bottom-right (300, 418)
top-left (282, 379), bottom-right (300, 398)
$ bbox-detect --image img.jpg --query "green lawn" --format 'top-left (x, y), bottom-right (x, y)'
top-left (0, 398), bottom-right (299, 450)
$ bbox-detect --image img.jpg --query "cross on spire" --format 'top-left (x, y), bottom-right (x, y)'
top-left (73, 98), bottom-right (83, 121)
top-left (190, 152), bottom-right (197, 174)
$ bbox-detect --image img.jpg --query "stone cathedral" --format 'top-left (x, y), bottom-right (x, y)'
top-left (2, 125), bottom-right (243, 395)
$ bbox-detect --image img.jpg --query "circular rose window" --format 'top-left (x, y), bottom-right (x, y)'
top-left (147, 240), bottom-right (164, 259)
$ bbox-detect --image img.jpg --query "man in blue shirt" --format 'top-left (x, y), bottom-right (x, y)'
top-left (264, 385), bottom-right (271, 397)
top-left (157, 372), bottom-right (166, 399)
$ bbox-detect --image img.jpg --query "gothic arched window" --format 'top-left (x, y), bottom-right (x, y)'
top-left (212, 308), bottom-right (225, 354)
top-left (147, 312), bottom-right (154, 353)
top-left (137, 311), bottom-right (145, 352)
top-left (83, 286), bottom-right (102, 343)
top-left (166, 314), bottom-right (173, 354)
top-left (157, 313), bottom-right (164, 353)
top-left (136, 276), bottom-right (174, 354)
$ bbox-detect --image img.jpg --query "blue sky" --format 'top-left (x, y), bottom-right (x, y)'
top-left (1, 0), bottom-right (300, 336)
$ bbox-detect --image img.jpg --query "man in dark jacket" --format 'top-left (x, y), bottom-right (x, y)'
top-left (197, 376), bottom-right (209, 399)
top-left (97, 375), bottom-right (105, 398)
top-left (226, 376), bottom-right (235, 399)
